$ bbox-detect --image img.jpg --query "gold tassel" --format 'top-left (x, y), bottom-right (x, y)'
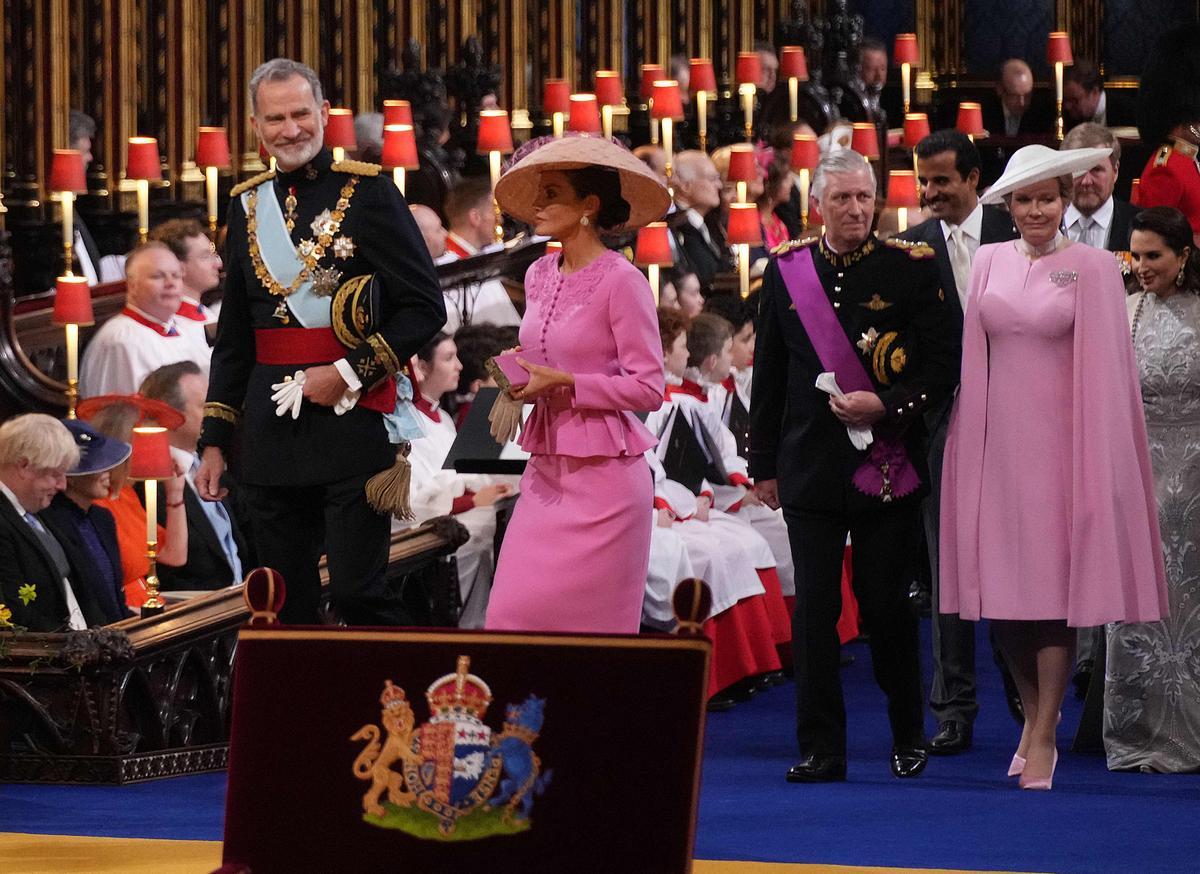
top-left (365, 443), bottom-right (414, 520)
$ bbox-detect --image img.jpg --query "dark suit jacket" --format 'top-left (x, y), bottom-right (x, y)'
top-left (157, 484), bottom-right (249, 591)
top-left (0, 494), bottom-right (107, 632)
top-left (671, 212), bottom-right (734, 288)
top-left (1106, 197), bottom-right (1136, 252)
top-left (980, 92), bottom-right (1056, 138)
top-left (39, 493), bottom-right (129, 625)
top-left (897, 205), bottom-right (1019, 321)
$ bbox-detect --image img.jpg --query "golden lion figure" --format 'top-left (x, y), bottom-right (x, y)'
top-left (351, 680), bottom-right (419, 815)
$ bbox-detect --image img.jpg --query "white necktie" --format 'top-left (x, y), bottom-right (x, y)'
top-left (948, 227), bottom-right (972, 310)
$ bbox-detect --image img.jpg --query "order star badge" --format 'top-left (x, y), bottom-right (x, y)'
top-left (311, 266), bottom-right (343, 297)
top-left (332, 235), bottom-right (356, 259)
top-left (311, 209), bottom-right (336, 238)
top-left (856, 327), bottom-right (880, 354)
top-left (297, 239), bottom-right (317, 258)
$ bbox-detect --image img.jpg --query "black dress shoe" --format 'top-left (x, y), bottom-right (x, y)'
top-left (890, 746), bottom-right (928, 778)
top-left (786, 755), bottom-right (847, 783)
top-left (929, 720), bottom-right (973, 755)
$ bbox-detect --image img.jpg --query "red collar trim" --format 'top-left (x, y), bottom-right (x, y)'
top-left (121, 307), bottom-right (178, 337)
top-left (721, 375), bottom-right (735, 392)
top-left (176, 298), bottom-right (209, 322)
top-left (446, 234), bottom-right (474, 259)
top-left (414, 394), bottom-right (442, 424)
top-left (665, 379), bottom-right (708, 403)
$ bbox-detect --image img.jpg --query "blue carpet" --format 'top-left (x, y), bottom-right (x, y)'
top-left (2, 622), bottom-right (1198, 872)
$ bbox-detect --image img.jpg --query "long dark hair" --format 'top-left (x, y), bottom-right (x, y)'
top-left (1132, 206), bottom-right (1200, 292)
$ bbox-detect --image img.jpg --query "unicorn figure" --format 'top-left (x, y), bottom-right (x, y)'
top-left (489, 694), bottom-right (553, 822)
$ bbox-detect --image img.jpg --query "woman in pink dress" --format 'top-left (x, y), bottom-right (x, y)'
top-left (484, 135), bottom-right (671, 633)
top-left (940, 145), bottom-right (1169, 789)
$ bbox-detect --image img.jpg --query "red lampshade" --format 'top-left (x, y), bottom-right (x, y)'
top-left (1131, 177), bottom-right (1141, 206)
top-left (640, 64), bottom-right (664, 100)
top-left (726, 144), bottom-right (758, 182)
top-left (49, 150), bottom-right (87, 193)
top-left (886, 171), bottom-right (921, 209)
top-left (651, 80), bottom-right (684, 120)
top-left (477, 110), bottom-right (514, 154)
top-left (325, 109), bottom-right (357, 150)
top-left (736, 52), bottom-right (762, 87)
top-left (126, 137), bottom-right (162, 181)
top-left (689, 59), bottom-right (717, 95)
top-left (790, 134), bottom-right (820, 172)
top-left (851, 123), bottom-right (880, 159)
top-left (544, 79), bottom-right (571, 114)
top-left (956, 101), bottom-right (985, 137)
top-left (195, 126), bottom-right (231, 168)
top-left (904, 112), bottom-right (931, 148)
top-left (780, 46), bottom-right (809, 81)
top-left (381, 124), bottom-right (419, 170)
top-left (1047, 31), bottom-right (1073, 65)
top-left (726, 203), bottom-right (762, 246)
top-left (129, 427), bottom-right (173, 480)
top-left (893, 33), bottom-right (920, 67)
top-left (383, 100), bottom-right (413, 127)
top-left (53, 275), bottom-right (93, 326)
top-left (594, 70), bottom-right (623, 106)
top-left (568, 94), bottom-right (602, 134)
top-left (635, 222), bottom-right (674, 267)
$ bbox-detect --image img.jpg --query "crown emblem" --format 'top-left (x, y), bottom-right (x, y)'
top-left (380, 679), bottom-right (408, 712)
top-left (426, 655), bottom-right (493, 719)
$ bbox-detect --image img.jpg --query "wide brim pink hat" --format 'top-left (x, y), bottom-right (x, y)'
top-left (494, 135), bottom-right (671, 230)
top-left (981, 144), bottom-right (1114, 204)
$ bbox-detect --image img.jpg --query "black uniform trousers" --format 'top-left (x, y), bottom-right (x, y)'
top-left (784, 499), bottom-right (925, 758)
top-left (241, 473), bottom-right (398, 626)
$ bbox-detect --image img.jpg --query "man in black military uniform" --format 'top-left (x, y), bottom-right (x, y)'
top-left (195, 58), bottom-right (444, 625)
top-left (750, 150), bottom-right (960, 782)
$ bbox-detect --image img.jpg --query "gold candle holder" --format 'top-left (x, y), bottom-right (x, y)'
top-left (739, 85), bottom-right (755, 141)
top-left (204, 166), bottom-right (219, 234)
top-left (489, 151), bottom-right (504, 244)
top-left (697, 92), bottom-right (708, 152)
top-left (141, 479), bottom-right (164, 616)
top-left (798, 169), bottom-right (811, 230)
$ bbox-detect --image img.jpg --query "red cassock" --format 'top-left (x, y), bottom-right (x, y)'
top-left (1139, 138), bottom-right (1200, 235)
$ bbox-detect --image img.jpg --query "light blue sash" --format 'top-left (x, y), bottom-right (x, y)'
top-left (242, 180), bottom-right (333, 328)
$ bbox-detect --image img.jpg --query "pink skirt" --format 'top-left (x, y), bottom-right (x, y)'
top-left (486, 453), bottom-right (653, 633)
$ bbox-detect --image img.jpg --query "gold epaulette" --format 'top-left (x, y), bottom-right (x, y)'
top-left (1155, 144), bottom-right (1173, 167)
top-left (230, 170), bottom-right (276, 197)
top-left (1169, 137), bottom-right (1199, 160)
top-left (771, 234), bottom-right (819, 257)
top-left (332, 159), bottom-right (381, 177)
top-left (884, 237), bottom-right (936, 259)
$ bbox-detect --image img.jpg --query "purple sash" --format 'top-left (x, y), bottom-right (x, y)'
top-left (776, 246), bottom-right (920, 502)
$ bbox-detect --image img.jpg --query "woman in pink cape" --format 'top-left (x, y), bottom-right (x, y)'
top-left (483, 135), bottom-right (670, 633)
top-left (940, 145), bottom-right (1168, 790)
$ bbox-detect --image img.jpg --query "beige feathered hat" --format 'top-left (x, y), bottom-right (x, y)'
top-left (494, 135), bottom-right (671, 230)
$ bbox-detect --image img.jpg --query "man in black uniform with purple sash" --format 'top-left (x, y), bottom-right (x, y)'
top-left (750, 150), bottom-right (960, 782)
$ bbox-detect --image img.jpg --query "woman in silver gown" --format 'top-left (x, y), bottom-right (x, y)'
top-left (1105, 206), bottom-right (1200, 772)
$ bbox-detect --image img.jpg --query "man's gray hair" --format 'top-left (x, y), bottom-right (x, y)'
top-left (1061, 122), bottom-right (1121, 165)
top-left (0, 414), bottom-right (79, 471)
top-left (248, 58), bottom-right (324, 115)
top-left (672, 150), bottom-right (713, 187)
top-left (69, 110), bottom-right (96, 148)
top-left (811, 150), bottom-right (876, 202)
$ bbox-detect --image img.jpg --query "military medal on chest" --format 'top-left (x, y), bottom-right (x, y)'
top-left (246, 175), bottom-right (360, 321)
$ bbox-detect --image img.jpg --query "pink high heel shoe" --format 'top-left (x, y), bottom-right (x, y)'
top-left (1019, 750), bottom-right (1058, 790)
top-left (1007, 754), bottom-right (1026, 777)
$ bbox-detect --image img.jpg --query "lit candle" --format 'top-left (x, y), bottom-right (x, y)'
top-left (332, 146), bottom-right (345, 162)
top-left (205, 166), bottom-right (219, 232)
top-left (648, 263), bottom-right (660, 304)
top-left (737, 181), bottom-right (747, 204)
top-left (136, 178), bottom-right (150, 243)
top-left (489, 151), bottom-right (503, 244)
top-left (61, 192), bottom-right (74, 257)
top-left (393, 167), bottom-right (406, 196)
top-left (798, 169), bottom-right (811, 229)
top-left (661, 118), bottom-right (674, 174)
top-left (65, 323), bottom-right (78, 382)
top-left (552, 112), bottom-right (564, 138)
top-left (145, 479), bottom-right (157, 546)
top-left (601, 105), bottom-right (613, 140)
top-left (789, 77), bottom-right (799, 123)
top-left (739, 84), bottom-right (755, 141)
top-left (901, 63), bottom-right (911, 114)
top-left (739, 245), bottom-right (750, 298)
top-left (696, 91), bottom-right (708, 149)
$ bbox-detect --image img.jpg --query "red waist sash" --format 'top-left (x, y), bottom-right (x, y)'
top-left (254, 327), bottom-right (396, 415)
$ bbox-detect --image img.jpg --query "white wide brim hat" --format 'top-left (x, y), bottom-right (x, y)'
top-left (981, 144), bottom-right (1114, 204)
top-left (494, 136), bottom-right (671, 230)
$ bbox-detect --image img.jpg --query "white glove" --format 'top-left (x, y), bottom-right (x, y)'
top-left (333, 388), bottom-right (361, 416)
top-left (815, 372), bottom-right (873, 451)
top-left (270, 370), bottom-right (306, 419)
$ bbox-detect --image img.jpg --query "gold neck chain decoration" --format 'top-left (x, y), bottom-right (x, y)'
top-left (246, 176), bottom-right (359, 299)
top-left (284, 186), bottom-right (298, 232)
